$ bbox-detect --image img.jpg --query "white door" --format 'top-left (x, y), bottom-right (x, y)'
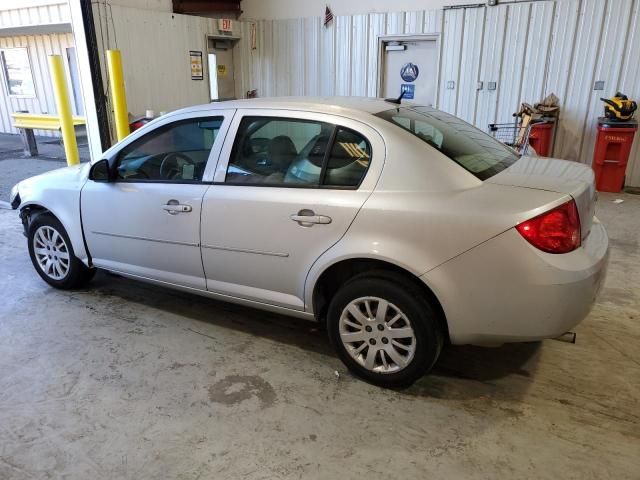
top-left (200, 109), bottom-right (385, 310)
top-left (81, 112), bottom-right (233, 289)
top-left (382, 39), bottom-right (438, 106)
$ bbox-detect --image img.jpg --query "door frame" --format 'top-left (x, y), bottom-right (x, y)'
top-left (376, 34), bottom-right (442, 107)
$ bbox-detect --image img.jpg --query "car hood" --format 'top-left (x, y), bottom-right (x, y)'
top-left (487, 155), bottom-right (596, 240)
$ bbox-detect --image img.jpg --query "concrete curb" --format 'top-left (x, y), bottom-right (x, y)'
top-left (0, 200), bottom-right (12, 210)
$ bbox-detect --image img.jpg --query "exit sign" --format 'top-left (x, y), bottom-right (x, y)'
top-left (218, 18), bottom-right (233, 32)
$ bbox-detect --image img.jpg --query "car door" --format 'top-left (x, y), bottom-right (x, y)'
top-left (81, 110), bottom-right (234, 289)
top-left (200, 109), bottom-right (385, 310)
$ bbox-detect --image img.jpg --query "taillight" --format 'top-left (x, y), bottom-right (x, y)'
top-left (516, 200), bottom-right (581, 254)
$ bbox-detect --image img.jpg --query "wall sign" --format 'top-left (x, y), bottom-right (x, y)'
top-left (401, 84), bottom-right (415, 99)
top-left (400, 62), bottom-right (419, 82)
top-left (217, 64), bottom-right (227, 77)
top-left (190, 51), bottom-right (203, 80)
top-left (218, 18), bottom-right (233, 33)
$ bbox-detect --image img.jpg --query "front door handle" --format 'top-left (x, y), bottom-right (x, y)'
top-left (162, 200), bottom-right (192, 215)
top-left (290, 209), bottom-right (332, 226)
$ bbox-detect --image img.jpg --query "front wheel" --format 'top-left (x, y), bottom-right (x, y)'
top-left (327, 275), bottom-right (443, 388)
top-left (27, 213), bottom-right (95, 289)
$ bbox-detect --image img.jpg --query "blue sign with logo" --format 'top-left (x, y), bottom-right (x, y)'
top-left (401, 84), bottom-right (415, 99)
top-left (400, 62), bottom-right (419, 82)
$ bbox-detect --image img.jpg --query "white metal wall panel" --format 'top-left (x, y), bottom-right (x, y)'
top-left (438, 8), bottom-right (464, 114)
top-left (319, 20), bottom-right (335, 96)
top-left (543, 0), bottom-right (579, 104)
top-left (423, 9), bottom-right (442, 34)
top-left (366, 13), bottom-right (387, 97)
top-left (303, 17), bottom-right (320, 95)
top-left (475, 4), bottom-right (507, 131)
top-left (261, 20), bottom-right (276, 97)
top-left (519, 1), bottom-right (555, 105)
top-left (351, 15), bottom-right (369, 96)
top-left (405, 11), bottom-right (424, 33)
top-left (579, 0), bottom-right (634, 165)
top-left (0, 2), bottom-right (69, 29)
top-left (0, 32), bottom-right (74, 136)
top-left (335, 15), bottom-right (352, 96)
top-left (455, 6), bottom-right (485, 124)
top-left (386, 12), bottom-right (406, 35)
top-left (619, 0), bottom-right (640, 187)
top-left (496, 3), bottom-right (530, 124)
top-left (554, 0), bottom-right (606, 162)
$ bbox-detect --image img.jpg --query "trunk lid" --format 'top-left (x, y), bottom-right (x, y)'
top-left (486, 156), bottom-right (596, 240)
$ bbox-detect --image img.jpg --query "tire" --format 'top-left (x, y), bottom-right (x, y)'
top-left (27, 212), bottom-right (95, 290)
top-left (327, 273), bottom-right (443, 388)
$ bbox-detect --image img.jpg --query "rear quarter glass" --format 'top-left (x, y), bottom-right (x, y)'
top-left (375, 107), bottom-right (519, 180)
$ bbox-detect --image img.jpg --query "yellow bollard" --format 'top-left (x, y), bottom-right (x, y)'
top-left (49, 55), bottom-right (79, 166)
top-left (106, 50), bottom-right (130, 141)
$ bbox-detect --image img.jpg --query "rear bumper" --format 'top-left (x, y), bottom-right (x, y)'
top-left (421, 217), bottom-right (609, 345)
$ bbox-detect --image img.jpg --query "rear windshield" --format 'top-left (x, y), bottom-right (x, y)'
top-left (376, 107), bottom-right (519, 180)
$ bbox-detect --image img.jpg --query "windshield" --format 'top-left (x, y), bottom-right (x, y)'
top-left (376, 106), bottom-right (519, 180)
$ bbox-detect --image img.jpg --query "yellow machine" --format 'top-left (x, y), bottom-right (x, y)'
top-left (601, 92), bottom-right (637, 121)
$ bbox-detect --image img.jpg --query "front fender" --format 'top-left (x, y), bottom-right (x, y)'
top-left (17, 163), bottom-right (91, 265)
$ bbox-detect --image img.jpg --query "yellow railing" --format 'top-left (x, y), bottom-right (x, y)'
top-left (11, 113), bottom-right (86, 131)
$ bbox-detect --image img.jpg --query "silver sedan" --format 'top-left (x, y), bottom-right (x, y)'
top-left (10, 97), bottom-right (609, 387)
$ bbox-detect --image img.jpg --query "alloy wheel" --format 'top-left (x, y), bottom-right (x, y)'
top-left (33, 225), bottom-right (70, 280)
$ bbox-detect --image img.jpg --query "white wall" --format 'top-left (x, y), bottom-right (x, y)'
top-left (93, 3), bottom-right (217, 140)
top-left (235, 10), bottom-right (442, 100)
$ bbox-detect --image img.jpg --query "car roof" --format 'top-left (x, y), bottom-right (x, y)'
top-left (174, 96), bottom-right (423, 117)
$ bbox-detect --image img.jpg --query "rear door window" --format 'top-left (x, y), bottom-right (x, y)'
top-left (225, 116), bottom-right (372, 189)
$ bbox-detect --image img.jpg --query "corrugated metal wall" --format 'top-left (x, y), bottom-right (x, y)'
top-left (236, 10), bottom-right (443, 99)
top-left (0, 33), bottom-right (76, 137)
top-left (0, 2), bottom-right (70, 29)
top-left (238, 0), bottom-right (640, 187)
top-left (437, 0), bottom-right (640, 187)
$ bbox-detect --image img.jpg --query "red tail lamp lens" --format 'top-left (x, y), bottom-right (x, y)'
top-left (516, 200), bottom-right (581, 254)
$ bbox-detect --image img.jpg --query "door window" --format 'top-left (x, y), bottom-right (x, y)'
top-left (116, 117), bottom-right (223, 181)
top-left (226, 117), bottom-right (333, 186)
top-left (225, 117), bottom-right (371, 188)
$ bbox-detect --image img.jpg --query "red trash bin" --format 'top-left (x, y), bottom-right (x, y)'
top-left (528, 122), bottom-right (554, 157)
top-left (592, 118), bottom-right (638, 193)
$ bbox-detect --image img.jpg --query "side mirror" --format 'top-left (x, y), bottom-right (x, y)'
top-left (89, 159), bottom-right (111, 182)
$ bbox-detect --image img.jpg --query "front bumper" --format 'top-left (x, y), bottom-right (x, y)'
top-left (421, 217), bottom-right (609, 345)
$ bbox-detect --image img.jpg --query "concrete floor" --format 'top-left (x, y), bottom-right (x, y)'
top-left (0, 193), bottom-right (638, 479)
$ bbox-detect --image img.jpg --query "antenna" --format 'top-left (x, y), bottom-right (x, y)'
top-left (385, 89), bottom-right (406, 105)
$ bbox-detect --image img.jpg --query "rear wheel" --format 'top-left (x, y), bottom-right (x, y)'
top-left (327, 274), bottom-right (443, 388)
top-left (27, 213), bottom-right (95, 289)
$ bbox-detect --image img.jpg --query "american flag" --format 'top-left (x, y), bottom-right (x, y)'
top-left (324, 5), bottom-right (334, 27)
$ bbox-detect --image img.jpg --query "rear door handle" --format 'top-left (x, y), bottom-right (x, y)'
top-left (162, 201), bottom-right (192, 215)
top-left (290, 210), bottom-right (332, 226)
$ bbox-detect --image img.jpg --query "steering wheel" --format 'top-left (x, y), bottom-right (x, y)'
top-left (159, 152), bottom-right (196, 180)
